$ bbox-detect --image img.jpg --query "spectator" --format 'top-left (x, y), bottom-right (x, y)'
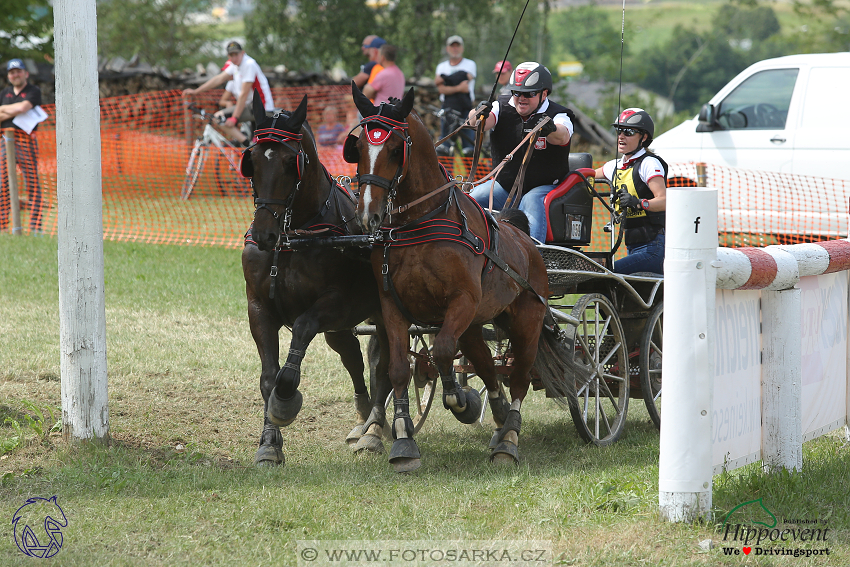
top-left (352, 35), bottom-right (386, 90)
top-left (435, 35), bottom-right (477, 157)
top-left (363, 44), bottom-right (405, 106)
top-left (466, 62), bottom-right (574, 243)
top-left (493, 60), bottom-right (512, 97)
top-left (317, 105), bottom-right (347, 147)
top-left (0, 59), bottom-right (44, 232)
top-left (182, 41), bottom-right (274, 145)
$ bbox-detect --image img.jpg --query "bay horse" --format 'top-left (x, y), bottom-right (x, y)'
top-left (345, 84), bottom-right (577, 472)
top-left (241, 91), bottom-right (391, 466)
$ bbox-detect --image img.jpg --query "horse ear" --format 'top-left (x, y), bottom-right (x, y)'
top-left (400, 87), bottom-right (415, 118)
top-left (351, 80), bottom-right (377, 118)
top-left (252, 89), bottom-right (267, 127)
top-left (288, 95), bottom-right (308, 131)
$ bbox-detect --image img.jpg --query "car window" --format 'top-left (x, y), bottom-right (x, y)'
top-left (716, 68), bottom-right (798, 130)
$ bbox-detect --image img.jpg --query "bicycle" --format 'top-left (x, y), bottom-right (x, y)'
top-left (181, 104), bottom-right (253, 200)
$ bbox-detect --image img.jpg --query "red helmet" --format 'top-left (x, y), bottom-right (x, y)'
top-left (612, 108), bottom-right (655, 147)
top-left (493, 60), bottom-right (512, 74)
top-left (508, 62), bottom-right (553, 94)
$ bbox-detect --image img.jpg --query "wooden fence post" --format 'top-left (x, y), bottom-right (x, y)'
top-left (3, 128), bottom-right (22, 234)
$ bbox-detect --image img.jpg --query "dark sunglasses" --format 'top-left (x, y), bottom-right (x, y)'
top-left (511, 90), bottom-right (540, 99)
top-left (617, 128), bottom-right (641, 137)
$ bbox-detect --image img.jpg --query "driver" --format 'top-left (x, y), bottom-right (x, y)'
top-left (465, 62), bottom-right (574, 243)
top-left (594, 108), bottom-right (667, 275)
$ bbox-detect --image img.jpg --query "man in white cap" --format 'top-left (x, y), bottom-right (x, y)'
top-left (434, 35), bottom-right (477, 156)
top-left (183, 41), bottom-right (275, 145)
top-left (0, 59), bottom-right (43, 232)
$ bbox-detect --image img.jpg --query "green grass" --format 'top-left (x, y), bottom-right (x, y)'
top-left (1, 234), bottom-right (848, 565)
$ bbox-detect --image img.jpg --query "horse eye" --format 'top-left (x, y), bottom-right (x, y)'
top-left (391, 147), bottom-right (403, 159)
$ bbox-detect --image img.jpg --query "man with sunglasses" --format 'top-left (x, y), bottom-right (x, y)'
top-left (594, 108), bottom-right (667, 275)
top-left (466, 62), bottom-right (574, 243)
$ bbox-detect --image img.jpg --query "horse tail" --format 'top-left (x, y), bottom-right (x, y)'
top-left (532, 308), bottom-right (579, 406)
top-left (496, 209), bottom-right (530, 235)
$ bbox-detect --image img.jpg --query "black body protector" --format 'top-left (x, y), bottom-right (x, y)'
top-left (612, 152), bottom-right (668, 247)
top-left (489, 93), bottom-right (575, 194)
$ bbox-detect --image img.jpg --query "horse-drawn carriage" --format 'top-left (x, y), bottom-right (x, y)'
top-left (239, 86), bottom-right (663, 472)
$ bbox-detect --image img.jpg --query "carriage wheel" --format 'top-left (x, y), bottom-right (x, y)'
top-left (640, 301), bottom-right (663, 430)
top-left (181, 142), bottom-right (206, 200)
top-left (384, 333), bottom-right (437, 435)
top-left (567, 293), bottom-right (630, 446)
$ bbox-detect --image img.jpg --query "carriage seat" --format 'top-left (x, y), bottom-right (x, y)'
top-left (544, 153), bottom-right (595, 246)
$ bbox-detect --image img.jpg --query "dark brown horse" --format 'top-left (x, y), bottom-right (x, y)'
top-left (345, 84), bottom-right (576, 472)
top-left (241, 91), bottom-right (391, 465)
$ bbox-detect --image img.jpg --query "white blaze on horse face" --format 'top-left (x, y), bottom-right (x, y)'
top-left (264, 148), bottom-right (274, 161)
top-left (360, 142), bottom-right (385, 223)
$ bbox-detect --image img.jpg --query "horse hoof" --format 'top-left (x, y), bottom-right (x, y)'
top-left (254, 444), bottom-right (285, 467)
top-left (446, 388), bottom-right (483, 425)
top-left (490, 441), bottom-right (519, 465)
top-left (488, 428), bottom-right (501, 450)
top-left (354, 434), bottom-right (385, 455)
top-left (267, 387), bottom-right (303, 426)
top-left (346, 424), bottom-right (365, 446)
top-left (392, 457), bottom-right (421, 473)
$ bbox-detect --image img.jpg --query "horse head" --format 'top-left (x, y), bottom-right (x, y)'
top-left (242, 91), bottom-right (319, 250)
top-left (347, 83), bottom-right (425, 233)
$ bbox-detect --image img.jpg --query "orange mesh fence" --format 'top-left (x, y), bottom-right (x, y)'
top-left (3, 88), bottom-right (848, 253)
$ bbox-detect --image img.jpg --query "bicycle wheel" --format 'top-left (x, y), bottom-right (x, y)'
top-left (181, 142), bottom-right (207, 200)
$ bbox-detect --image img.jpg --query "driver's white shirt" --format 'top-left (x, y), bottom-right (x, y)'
top-left (225, 54), bottom-right (274, 111)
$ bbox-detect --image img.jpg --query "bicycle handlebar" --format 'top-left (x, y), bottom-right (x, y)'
top-left (184, 102), bottom-right (226, 125)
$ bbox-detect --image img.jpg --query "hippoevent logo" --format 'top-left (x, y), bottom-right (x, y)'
top-left (721, 498), bottom-right (830, 558)
top-left (12, 496), bottom-right (68, 558)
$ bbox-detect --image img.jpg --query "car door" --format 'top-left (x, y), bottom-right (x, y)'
top-left (702, 68), bottom-right (799, 173)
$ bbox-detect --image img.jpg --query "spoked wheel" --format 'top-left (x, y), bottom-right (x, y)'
top-left (567, 293), bottom-right (630, 446)
top-left (640, 301), bottom-right (663, 430)
top-left (385, 333), bottom-right (437, 435)
top-left (181, 142), bottom-right (207, 200)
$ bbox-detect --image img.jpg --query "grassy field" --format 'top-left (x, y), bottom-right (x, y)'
top-left (1, 234), bottom-right (848, 565)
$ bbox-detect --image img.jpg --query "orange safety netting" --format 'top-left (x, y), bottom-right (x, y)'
top-left (2, 87), bottom-right (847, 254)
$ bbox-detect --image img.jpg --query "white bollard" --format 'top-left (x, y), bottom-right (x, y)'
top-left (761, 289), bottom-right (802, 472)
top-left (659, 187), bottom-right (717, 522)
top-left (55, 0), bottom-right (109, 444)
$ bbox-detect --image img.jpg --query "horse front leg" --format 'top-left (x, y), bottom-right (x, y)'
top-left (266, 311), bottom-right (323, 427)
top-left (489, 295), bottom-right (545, 465)
top-left (353, 326), bottom-right (392, 455)
top-left (247, 295), bottom-right (285, 467)
top-left (433, 299), bottom-right (484, 425)
top-left (323, 330), bottom-right (372, 447)
top-left (379, 308), bottom-right (420, 472)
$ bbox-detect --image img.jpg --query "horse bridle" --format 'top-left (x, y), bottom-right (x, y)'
top-left (249, 123), bottom-right (310, 239)
top-left (352, 113), bottom-right (411, 222)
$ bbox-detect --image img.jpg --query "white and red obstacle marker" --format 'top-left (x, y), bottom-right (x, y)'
top-left (659, 188), bottom-right (850, 523)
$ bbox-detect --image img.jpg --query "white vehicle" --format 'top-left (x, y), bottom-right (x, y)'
top-left (652, 52), bottom-right (850, 180)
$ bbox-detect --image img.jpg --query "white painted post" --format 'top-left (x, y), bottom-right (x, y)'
top-left (659, 187), bottom-right (717, 522)
top-left (761, 289), bottom-right (802, 472)
top-left (54, 0), bottom-right (109, 444)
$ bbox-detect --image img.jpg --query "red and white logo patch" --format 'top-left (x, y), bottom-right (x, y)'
top-left (534, 137), bottom-right (547, 150)
top-left (365, 126), bottom-right (391, 145)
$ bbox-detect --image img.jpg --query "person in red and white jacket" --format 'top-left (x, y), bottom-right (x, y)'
top-left (182, 41), bottom-right (274, 145)
top-left (595, 108), bottom-right (668, 275)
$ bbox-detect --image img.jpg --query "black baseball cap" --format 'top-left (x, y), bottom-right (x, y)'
top-left (226, 41), bottom-right (243, 54)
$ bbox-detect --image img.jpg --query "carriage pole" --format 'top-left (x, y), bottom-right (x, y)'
top-left (54, 0), bottom-right (110, 444)
top-left (658, 187), bottom-right (718, 522)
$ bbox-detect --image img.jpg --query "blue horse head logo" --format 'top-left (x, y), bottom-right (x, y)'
top-left (12, 496), bottom-right (68, 558)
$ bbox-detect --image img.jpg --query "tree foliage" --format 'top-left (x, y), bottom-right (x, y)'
top-left (96, 0), bottom-right (214, 69)
top-left (0, 0), bottom-right (54, 61)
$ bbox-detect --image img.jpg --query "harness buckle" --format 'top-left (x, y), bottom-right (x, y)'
top-left (381, 263), bottom-right (389, 275)
top-left (270, 266), bottom-right (278, 278)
